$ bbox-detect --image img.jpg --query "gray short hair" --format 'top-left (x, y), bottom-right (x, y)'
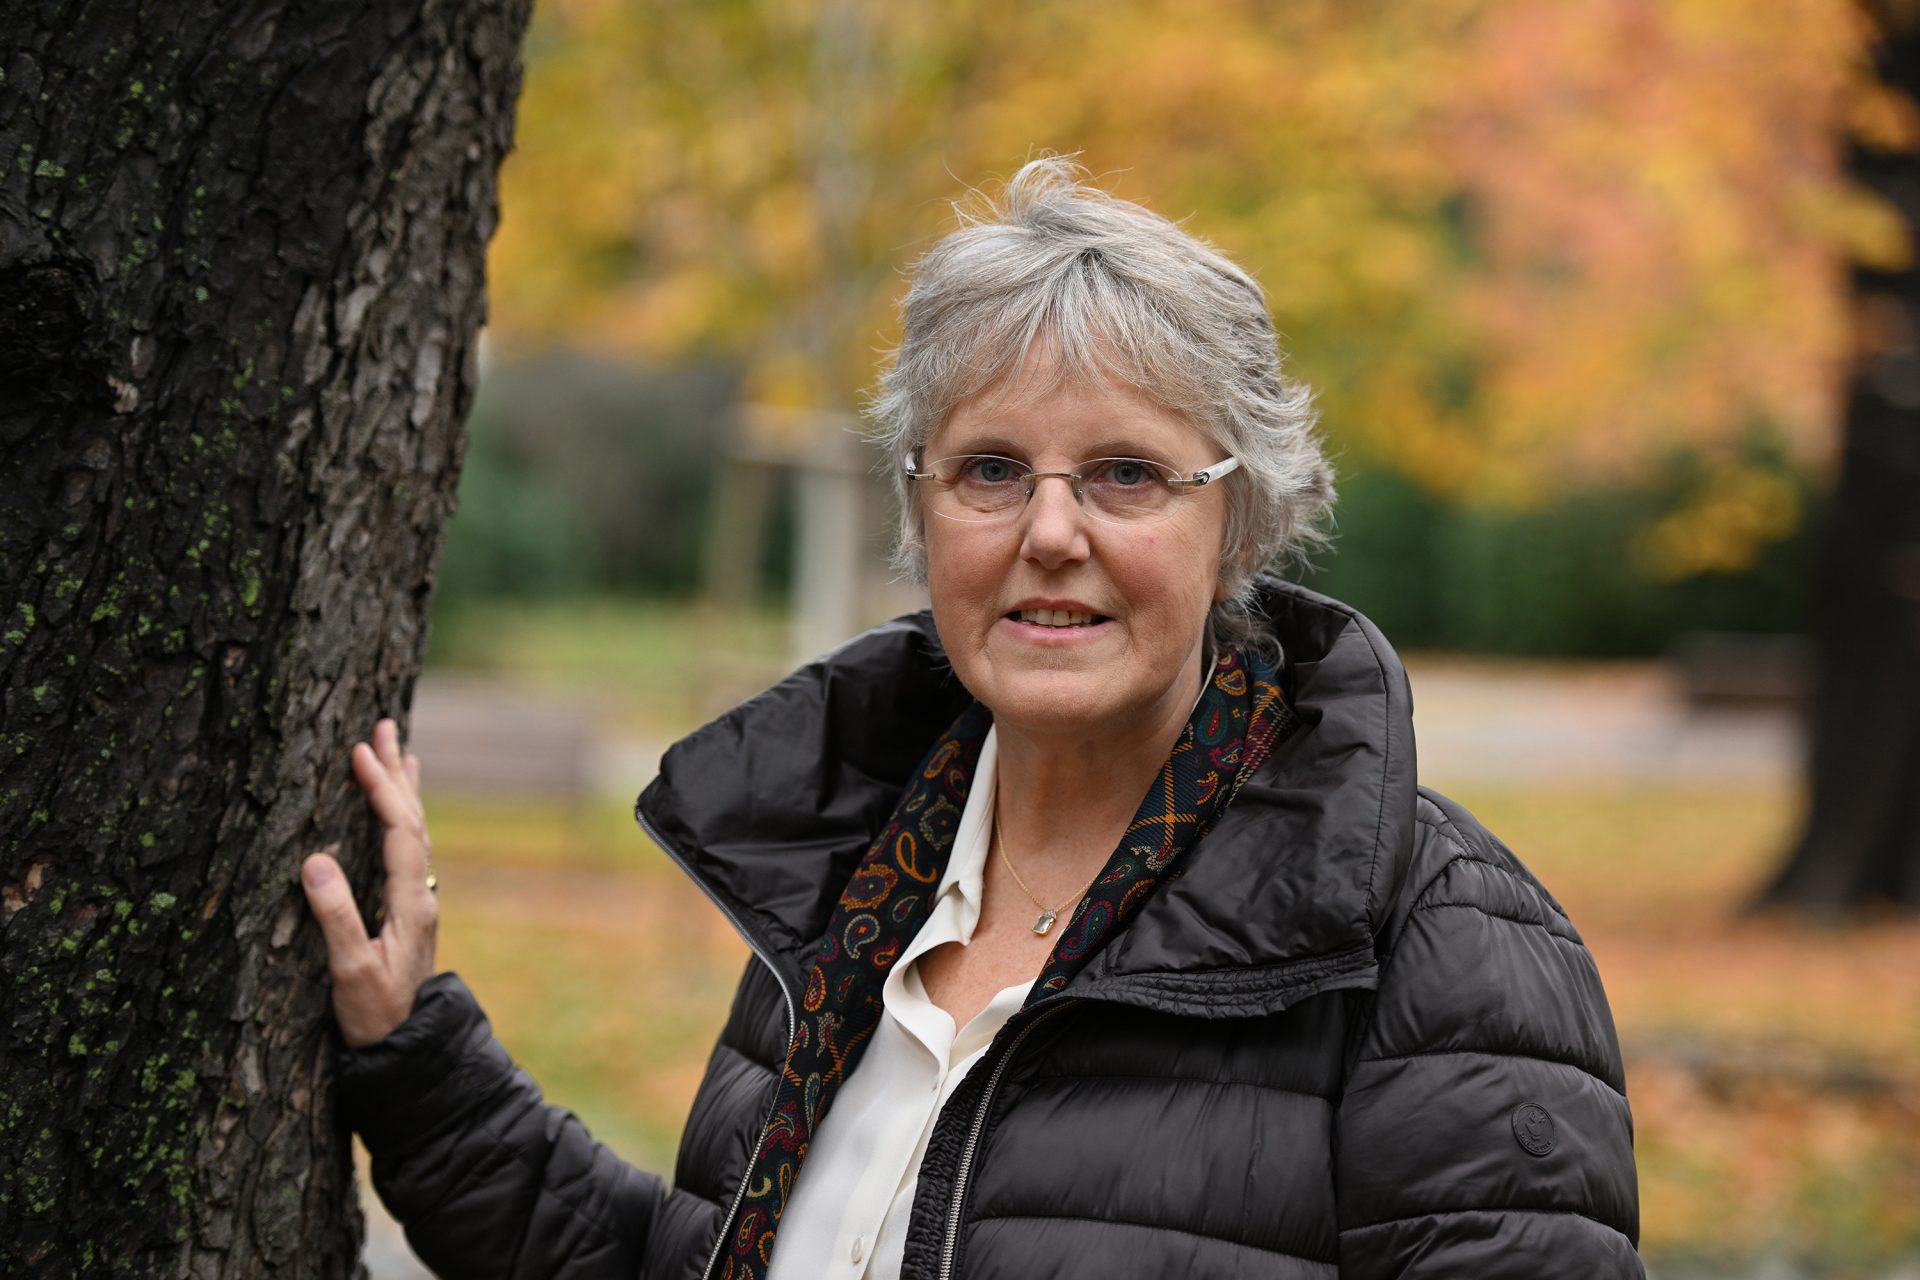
top-left (866, 156), bottom-right (1335, 654)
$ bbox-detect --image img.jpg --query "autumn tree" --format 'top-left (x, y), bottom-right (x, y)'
top-left (0, 1), bottom-right (531, 1273)
top-left (1762, 0), bottom-right (1920, 911)
top-left (489, 0), bottom-right (1861, 551)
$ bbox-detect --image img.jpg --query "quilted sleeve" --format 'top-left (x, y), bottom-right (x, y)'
top-left (338, 972), bottom-right (665, 1280)
top-left (1333, 797), bottom-right (1644, 1278)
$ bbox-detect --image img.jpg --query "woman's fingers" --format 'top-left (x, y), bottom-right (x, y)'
top-left (349, 725), bottom-right (434, 925)
top-left (352, 741), bottom-right (424, 840)
top-left (374, 717), bottom-right (403, 768)
top-left (364, 720), bottom-right (427, 835)
top-left (301, 852), bottom-right (375, 978)
top-left (379, 820), bottom-right (438, 927)
top-left (304, 722), bottom-right (440, 1050)
top-left (378, 722), bottom-right (421, 812)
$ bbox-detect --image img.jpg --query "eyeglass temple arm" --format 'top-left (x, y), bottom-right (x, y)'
top-left (1167, 456), bottom-right (1241, 490)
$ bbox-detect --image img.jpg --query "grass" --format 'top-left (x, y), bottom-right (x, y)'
top-left (1451, 780), bottom-right (1920, 1275)
top-left (432, 856), bottom-right (748, 1169)
top-left (425, 595), bottom-right (792, 738)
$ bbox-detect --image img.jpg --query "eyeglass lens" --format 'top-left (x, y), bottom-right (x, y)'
top-left (920, 455), bottom-right (1181, 523)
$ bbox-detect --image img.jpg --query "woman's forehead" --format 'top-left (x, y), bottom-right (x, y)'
top-left (929, 363), bottom-right (1208, 459)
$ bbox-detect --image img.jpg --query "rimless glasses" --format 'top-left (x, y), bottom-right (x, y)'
top-left (907, 451), bottom-right (1240, 525)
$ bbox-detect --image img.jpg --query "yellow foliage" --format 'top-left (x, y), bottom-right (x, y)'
top-left (1796, 183), bottom-right (1915, 271)
top-left (486, 0), bottom-right (1882, 571)
top-left (1634, 466), bottom-right (1804, 580)
top-left (741, 351), bottom-right (830, 415)
top-left (1848, 79), bottom-right (1920, 151)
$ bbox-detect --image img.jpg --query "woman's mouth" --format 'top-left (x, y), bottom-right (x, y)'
top-left (1005, 608), bottom-right (1110, 629)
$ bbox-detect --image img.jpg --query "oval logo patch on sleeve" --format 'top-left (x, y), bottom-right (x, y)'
top-left (1511, 1102), bottom-right (1556, 1157)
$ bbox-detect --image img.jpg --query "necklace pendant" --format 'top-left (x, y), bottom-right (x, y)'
top-left (1032, 909), bottom-right (1058, 936)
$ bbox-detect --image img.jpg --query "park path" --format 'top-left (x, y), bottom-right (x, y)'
top-left (397, 654), bottom-right (1804, 804)
top-left (1399, 655), bottom-right (1799, 791)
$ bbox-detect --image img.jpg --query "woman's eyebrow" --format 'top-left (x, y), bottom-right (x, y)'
top-left (1080, 439), bottom-right (1171, 460)
top-left (934, 433), bottom-right (1028, 458)
top-left (932, 435), bottom-right (1176, 462)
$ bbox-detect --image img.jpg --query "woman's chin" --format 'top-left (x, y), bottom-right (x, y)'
top-left (973, 668), bottom-right (1140, 741)
top-left (961, 619), bottom-right (1199, 738)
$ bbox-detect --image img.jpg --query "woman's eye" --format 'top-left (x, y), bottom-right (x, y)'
top-left (1101, 460), bottom-right (1154, 487)
top-left (964, 457), bottom-right (1018, 484)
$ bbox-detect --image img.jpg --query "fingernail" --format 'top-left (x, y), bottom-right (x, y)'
top-left (303, 859), bottom-right (335, 888)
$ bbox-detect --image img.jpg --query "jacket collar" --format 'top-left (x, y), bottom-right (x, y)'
top-left (634, 579), bottom-right (1418, 1017)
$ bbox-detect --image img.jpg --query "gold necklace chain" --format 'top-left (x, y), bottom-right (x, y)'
top-left (986, 651), bottom-right (1214, 938)
top-left (992, 804), bottom-right (1103, 937)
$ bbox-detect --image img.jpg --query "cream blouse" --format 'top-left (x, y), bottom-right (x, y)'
top-left (766, 727), bottom-right (1025, 1280)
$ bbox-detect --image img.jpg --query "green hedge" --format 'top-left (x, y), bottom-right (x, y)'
top-left (434, 353), bottom-right (743, 612)
top-left (434, 360), bottom-right (1820, 659)
top-left (1299, 456), bottom-right (1819, 657)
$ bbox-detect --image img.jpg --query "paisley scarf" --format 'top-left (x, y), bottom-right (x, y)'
top-left (723, 645), bottom-right (1295, 1279)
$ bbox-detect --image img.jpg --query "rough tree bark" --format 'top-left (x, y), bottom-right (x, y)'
top-left (0, 1), bottom-right (532, 1274)
top-left (1761, 0), bottom-right (1920, 911)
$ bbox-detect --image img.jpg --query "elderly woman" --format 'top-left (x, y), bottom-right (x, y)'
top-left (303, 158), bottom-right (1642, 1279)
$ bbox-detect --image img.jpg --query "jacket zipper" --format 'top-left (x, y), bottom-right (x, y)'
top-left (636, 808), bottom-right (799, 1280)
top-left (936, 999), bottom-right (1078, 1280)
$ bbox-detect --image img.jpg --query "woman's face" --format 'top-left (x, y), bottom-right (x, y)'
top-left (921, 355), bottom-right (1232, 743)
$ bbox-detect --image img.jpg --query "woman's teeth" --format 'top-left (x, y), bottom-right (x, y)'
top-left (1016, 609), bottom-right (1098, 627)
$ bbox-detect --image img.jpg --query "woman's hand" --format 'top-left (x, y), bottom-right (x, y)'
top-left (301, 718), bottom-right (439, 1049)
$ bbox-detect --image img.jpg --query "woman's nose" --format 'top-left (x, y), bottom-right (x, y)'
top-left (1017, 474), bottom-right (1091, 568)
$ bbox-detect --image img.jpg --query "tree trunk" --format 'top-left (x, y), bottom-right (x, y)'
top-left (0, 1), bottom-right (532, 1274)
top-left (1761, 0), bottom-right (1920, 912)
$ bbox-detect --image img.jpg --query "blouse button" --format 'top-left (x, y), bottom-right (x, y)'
top-left (851, 1235), bottom-right (866, 1263)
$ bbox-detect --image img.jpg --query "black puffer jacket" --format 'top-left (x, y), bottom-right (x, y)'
top-left (342, 581), bottom-right (1643, 1278)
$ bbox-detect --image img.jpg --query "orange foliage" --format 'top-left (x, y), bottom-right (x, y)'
top-left (489, 0), bottom-right (1895, 572)
top-left (1431, 1), bottom-right (1861, 512)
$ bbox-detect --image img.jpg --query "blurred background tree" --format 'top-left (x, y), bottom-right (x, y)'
top-left (1762, 0), bottom-right (1920, 911)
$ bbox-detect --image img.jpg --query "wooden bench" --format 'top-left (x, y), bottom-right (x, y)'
top-left (405, 675), bottom-right (597, 801)
top-left (1668, 631), bottom-right (1811, 712)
